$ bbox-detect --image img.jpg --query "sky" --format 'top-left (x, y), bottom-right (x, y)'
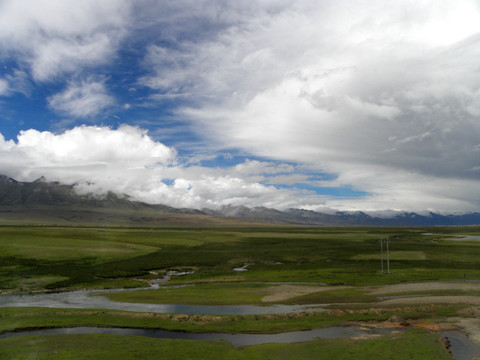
top-left (0, 0), bottom-right (480, 214)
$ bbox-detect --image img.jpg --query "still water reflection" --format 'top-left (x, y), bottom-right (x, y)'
top-left (0, 326), bottom-right (398, 348)
top-left (1, 327), bottom-right (477, 359)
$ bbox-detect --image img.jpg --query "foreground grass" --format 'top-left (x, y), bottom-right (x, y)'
top-left (0, 328), bottom-right (451, 360)
top-left (0, 305), bottom-right (458, 334)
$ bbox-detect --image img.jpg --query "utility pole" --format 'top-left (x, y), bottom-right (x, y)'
top-left (386, 236), bottom-right (390, 274)
top-left (380, 237), bottom-right (391, 274)
top-left (380, 238), bottom-right (384, 273)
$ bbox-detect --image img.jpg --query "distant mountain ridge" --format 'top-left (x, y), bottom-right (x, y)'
top-left (204, 204), bottom-right (480, 226)
top-left (0, 175), bottom-right (219, 226)
top-left (1, 175), bottom-right (480, 226)
top-left (0, 175), bottom-right (200, 213)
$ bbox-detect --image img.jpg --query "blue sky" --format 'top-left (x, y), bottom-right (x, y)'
top-left (1, 0), bottom-right (480, 213)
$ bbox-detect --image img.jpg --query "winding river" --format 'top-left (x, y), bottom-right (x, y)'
top-left (0, 326), bottom-right (478, 359)
top-left (1, 282), bottom-right (479, 359)
top-left (0, 326), bottom-right (398, 347)
top-left (0, 273), bottom-right (327, 314)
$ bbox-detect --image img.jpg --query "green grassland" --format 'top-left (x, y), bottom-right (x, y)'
top-left (0, 303), bottom-right (461, 359)
top-left (0, 304), bottom-right (458, 334)
top-left (102, 282), bottom-right (270, 305)
top-left (0, 328), bottom-right (451, 360)
top-left (97, 281), bottom-right (480, 306)
top-left (2, 225), bottom-right (478, 359)
top-left (100, 283), bottom-right (378, 305)
top-left (2, 225), bottom-right (480, 293)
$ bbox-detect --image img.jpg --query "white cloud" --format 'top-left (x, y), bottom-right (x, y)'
top-left (0, 79), bottom-right (8, 95)
top-left (1, 123), bottom-right (478, 213)
top-left (1, 1), bottom-right (480, 213)
top-left (232, 160), bottom-right (295, 176)
top-left (0, 0), bottom-right (130, 81)
top-left (0, 125), bottom-right (321, 210)
top-left (14, 125), bottom-right (175, 167)
top-left (0, 133), bottom-right (15, 150)
top-left (265, 174), bottom-right (310, 186)
top-left (31, 34), bottom-right (114, 81)
top-left (48, 78), bottom-right (115, 118)
top-left (140, 0), bottom-right (480, 213)
top-left (4, 70), bottom-right (31, 96)
top-left (0, 125), bottom-right (175, 183)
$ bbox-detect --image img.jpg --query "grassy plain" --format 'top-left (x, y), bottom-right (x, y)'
top-left (1, 225), bottom-right (480, 359)
top-left (0, 304), bottom-right (458, 334)
top-left (2, 225), bottom-right (480, 293)
top-left (0, 328), bottom-right (451, 360)
top-left (101, 283), bottom-right (377, 305)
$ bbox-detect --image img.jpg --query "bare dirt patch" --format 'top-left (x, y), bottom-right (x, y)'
top-left (451, 318), bottom-right (480, 346)
top-left (261, 285), bottom-right (347, 303)
top-left (436, 314), bottom-right (480, 348)
top-left (371, 282), bottom-right (480, 295)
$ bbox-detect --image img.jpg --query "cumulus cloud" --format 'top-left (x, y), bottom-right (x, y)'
top-left (0, 126), bottom-right (173, 181)
top-left (0, 120), bottom-right (476, 212)
top-left (0, 126), bottom-right (322, 210)
top-left (15, 125), bottom-right (174, 168)
top-left (0, 0), bottom-right (130, 81)
top-left (48, 78), bottom-right (115, 118)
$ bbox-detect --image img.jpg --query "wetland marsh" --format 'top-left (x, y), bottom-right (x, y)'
top-left (1, 225), bottom-right (480, 359)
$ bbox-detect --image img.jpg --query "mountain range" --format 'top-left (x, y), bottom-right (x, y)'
top-left (1, 175), bottom-right (480, 226)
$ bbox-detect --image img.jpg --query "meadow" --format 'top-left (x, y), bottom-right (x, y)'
top-left (0, 328), bottom-right (451, 360)
top-left (2, 225), bottom-right (480, 293)
top-left (1, 225), bottom-right (480, 359)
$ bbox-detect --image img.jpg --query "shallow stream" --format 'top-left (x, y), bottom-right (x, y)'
top-left (0, 326), bottom-right (478, 360)
top-left (0, 287), bottom-right (325, 314)
top-left (441, 330), bottom-right (480, 360)
top-left (0, 326), bottom-right (400, 347)
top-left (1, 280), bottom-right (479, 359)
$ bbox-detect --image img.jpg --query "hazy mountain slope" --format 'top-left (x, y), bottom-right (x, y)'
top-left (0, 176), bottom-right (248, 226)
top-left (1, 175), bottom-right (480, 226)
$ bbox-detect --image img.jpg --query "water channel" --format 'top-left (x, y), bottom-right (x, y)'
top-left (0, 326), bottom-right (398, 348)
top-left (446, 235), bottom-right (480, 242)
top-left (442, 331), bottom-right (480, 360)
top-left (1, 280), bottom-right (479, 359)
top-left (0, 288), bottom-right (325, 315)
top-left (0, 273), bottom-right (327, 315)
top-left (0, 326), bottom-right (478, 359)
